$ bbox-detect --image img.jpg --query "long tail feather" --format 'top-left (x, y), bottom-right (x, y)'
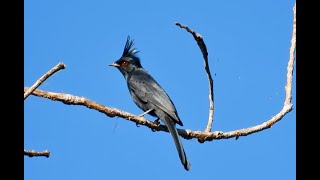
top-left (162, 116), bottom-right (191, 171)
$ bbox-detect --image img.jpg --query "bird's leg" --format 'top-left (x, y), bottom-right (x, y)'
top-left (138, 108), bottom-right (153, 117)
top-left (136, 109), bottom-right (153, 127)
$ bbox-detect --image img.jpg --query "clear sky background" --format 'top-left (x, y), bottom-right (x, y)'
top-left (24, 0), bottom-right (296, 179)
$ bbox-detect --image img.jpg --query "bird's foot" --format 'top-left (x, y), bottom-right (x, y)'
top-left (151, 118), bottom-right (160, 132)
top-left (153, 118), bottom-right (160, 125)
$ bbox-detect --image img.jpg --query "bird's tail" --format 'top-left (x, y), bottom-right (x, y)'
top-left (163, 116), bottom-right (191, 171)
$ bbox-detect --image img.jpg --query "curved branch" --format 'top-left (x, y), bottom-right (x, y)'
top-left (175, 22), bottom-right (215, 134)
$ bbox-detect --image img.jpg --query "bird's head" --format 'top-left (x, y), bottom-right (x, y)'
top-left (109, 36), bottom-right (142, 77)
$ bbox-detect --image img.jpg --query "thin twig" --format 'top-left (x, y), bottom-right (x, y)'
top-left (285, 2), bottom-right (296, 107)
top-left (175, 22), bottom-right (214, 134)
top-left (24, 62), bottom-right (66, 100)
top-left (24, 149), bottom-right (50, 157)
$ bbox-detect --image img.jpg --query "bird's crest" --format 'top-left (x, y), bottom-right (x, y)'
top-left (122, 36), bottom-right (139, 58)
top-left (121, 36), bottom-right (142, 68)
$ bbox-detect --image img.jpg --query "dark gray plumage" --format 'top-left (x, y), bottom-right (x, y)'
top-left (109, 36), bottom-right (191, 171)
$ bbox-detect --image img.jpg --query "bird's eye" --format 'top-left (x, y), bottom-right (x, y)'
top-left (121, 61), bottom-right (129, 66)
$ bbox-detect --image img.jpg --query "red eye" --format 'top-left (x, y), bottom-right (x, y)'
top-left (121, 61), bottom-right (129, 66)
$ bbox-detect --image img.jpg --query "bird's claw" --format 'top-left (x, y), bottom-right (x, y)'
top-left (151, 118), bottom-right (160, 132)
top-left (153, 118), bottom-right (160, 125)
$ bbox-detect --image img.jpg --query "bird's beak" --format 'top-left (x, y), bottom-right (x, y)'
top-left (108, 62), bottom-right (120, 67)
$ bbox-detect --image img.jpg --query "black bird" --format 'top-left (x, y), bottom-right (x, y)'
top-left (109, 36), bottom-right (191, 171)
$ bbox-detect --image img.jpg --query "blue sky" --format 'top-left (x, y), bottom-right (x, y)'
top-left (24, 0), bottom-right (296, 179)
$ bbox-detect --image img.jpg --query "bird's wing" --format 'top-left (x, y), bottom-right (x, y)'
top-left (128, 70), bottom-right (182, 125)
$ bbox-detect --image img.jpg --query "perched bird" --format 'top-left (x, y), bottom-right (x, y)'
top-left (109, 36), bottom-right (191, 171)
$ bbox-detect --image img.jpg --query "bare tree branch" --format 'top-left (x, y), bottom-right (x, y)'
top-left (24, 62), bottom-right (66, 100)
top-left (24, 149), bottom-right (50, 157)
top-left (175, 22), bottom-right (215, 134)
top-left (24, 77), bottom-right (294, 143)
top-left (285, 2), bottom-right (296, 107)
